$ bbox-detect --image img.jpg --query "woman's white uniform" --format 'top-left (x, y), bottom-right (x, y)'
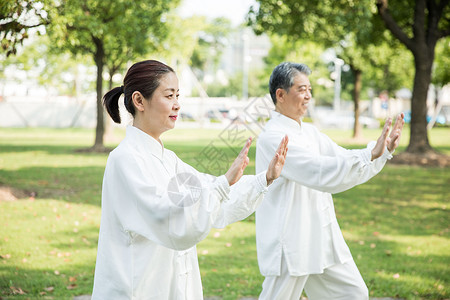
top-left (92, 125), bottom-right (268, 299)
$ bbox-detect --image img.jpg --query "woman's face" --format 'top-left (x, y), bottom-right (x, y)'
top-left (134, 72), bottom-right (180, 139)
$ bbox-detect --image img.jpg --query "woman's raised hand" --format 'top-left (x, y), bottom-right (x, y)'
top-left (266, 135), bottom-right (289, 186)
top-left (225, 138), bottom-right (252, 186)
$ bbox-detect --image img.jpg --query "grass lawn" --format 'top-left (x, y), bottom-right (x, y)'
top-left (0, 125), bottom-right (449, 299)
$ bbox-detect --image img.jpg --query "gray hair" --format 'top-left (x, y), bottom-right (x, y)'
top-left (269, 62), bottom-right (311, 105)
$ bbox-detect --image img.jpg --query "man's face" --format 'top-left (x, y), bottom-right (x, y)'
top-left (277, 73), bottom-right (312, 121)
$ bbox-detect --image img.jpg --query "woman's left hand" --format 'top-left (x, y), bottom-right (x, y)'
top-left (266, 135), bottom-right (289, 186)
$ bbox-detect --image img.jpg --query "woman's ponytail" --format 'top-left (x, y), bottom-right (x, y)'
top-left (103, 86), bottom-right (124, 123)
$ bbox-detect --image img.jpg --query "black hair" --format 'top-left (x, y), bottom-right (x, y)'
top-left (103, 60), bottom-right (175, 123)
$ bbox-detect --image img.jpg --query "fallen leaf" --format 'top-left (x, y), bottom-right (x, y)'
top-left (54, 270), bottom-right (60, 275)
top-left (44, 286), bottom-right (55, 292)
top-left (373, 231), bottom-right (380, 236)
top-left (370, 243), bottom-right (376, 248)
top-left (225, 243), bottom-right (232, 247)
top-left (69, 276), bottom-right (77, 282)
top-left (393, 273), bottom-right (400, 279)
top-left (66, 284), bottom-right (77, 290)
top-left (213, 232), bottom-right (220, 238)
top-left (10, 286), bottom-right (26, 295)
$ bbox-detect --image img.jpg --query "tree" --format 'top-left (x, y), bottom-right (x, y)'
top-left (46, 0), bottom-right (178, 151)
top-left (0, 0), bottom-right (49, 56)
top-left (248, 0), bottom-right (389, 139)
top-left (263, 34), bottom-right (334, 106)
top-left (376, 0), bottom-right (450, 153)
top-left (189, 17), bottom-right (233, 78)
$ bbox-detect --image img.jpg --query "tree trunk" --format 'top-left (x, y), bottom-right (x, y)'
top-left (352, 68), bottom-right (362, 139)
top-left (406, 52), bottom-right (433, 153)
top-left (93, 38), bottom-right (105, 150)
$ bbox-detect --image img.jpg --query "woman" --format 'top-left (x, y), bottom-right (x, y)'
top-left (92, 60), bottom-right (288, 299)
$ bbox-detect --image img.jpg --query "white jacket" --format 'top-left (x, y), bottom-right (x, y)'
top-left (255, 111), bottom-right (392, 276)
top-left (92, 125), bottom-right (268, 299)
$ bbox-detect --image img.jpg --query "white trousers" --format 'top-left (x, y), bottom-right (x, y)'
top-left (259, 255), bottom-right (369, 300)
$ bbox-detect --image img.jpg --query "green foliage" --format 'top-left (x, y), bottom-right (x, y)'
top-left (0, 0), bottom-right (49, 56)
top-left (263, 35), bottom-right (336, 105)
top-left (361, 37), bottom-right (414, 96)
top-left (190, 17), bottom-right (233, 76)
top-left (153, 15), bottom-right (207, 65)
top-left (432, 37), bottom-right (450, 87)
top-left (1, 35), bottom-right (94, 96)
top-left (248, 0), bottom-right (379, 47)
top-left (46, 0), bottom-right (177, 59)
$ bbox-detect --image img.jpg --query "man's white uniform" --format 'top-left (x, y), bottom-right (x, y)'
top-left (92, 125), bottom-right (268, 299)
top-left (256, 111), bottom-right (393, 299)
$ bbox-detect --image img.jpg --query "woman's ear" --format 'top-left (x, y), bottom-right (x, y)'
top-left (132, 91), bottom-right (145, 112)
top-left (276, 88), bottom-right (285, 104)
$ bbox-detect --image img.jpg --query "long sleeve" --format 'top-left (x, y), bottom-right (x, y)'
top-left (257, 130), bottom-right (392, 194)
top-left (174, 158), bottom-right (268, 229)
top-left (104, 152), bottom-right (229, 251)
top-left (104, 148), bottom-right (268, 251)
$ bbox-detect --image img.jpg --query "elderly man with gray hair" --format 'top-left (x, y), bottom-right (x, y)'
top-left (255, 62), bottom-right (405, 299)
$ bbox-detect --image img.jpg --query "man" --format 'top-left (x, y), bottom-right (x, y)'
top-left (255, 62), bottom-right (404, 299)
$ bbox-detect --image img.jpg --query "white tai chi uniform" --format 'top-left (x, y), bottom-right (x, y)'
top-left (92, 125), bottom-right (268, 300)
top-left (255, 111), bottom-right (393, 300)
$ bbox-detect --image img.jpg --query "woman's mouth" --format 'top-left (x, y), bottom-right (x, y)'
top-left (169, 115), bottom-right (178, 121)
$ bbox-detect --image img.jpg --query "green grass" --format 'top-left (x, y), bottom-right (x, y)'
top-left (0, 126), bottom-right (449, 299)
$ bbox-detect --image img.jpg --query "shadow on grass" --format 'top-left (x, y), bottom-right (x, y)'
top-left (334, 165), bottom-right (449, 237)
top-left (0, 166), bottom-right (104, 206)
top-left (0, 144), bottom-right (110, 156)
top-left (352, 238), bottom-right (449, 299)
top-left (199, 228), bottom-right (449, 299)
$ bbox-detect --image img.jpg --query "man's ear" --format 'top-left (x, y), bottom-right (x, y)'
top-left (276, 88), bottom-right (285, 104)
top-left (132, 91), bottom-right (145, 112)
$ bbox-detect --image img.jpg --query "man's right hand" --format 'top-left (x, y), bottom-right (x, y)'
top-left (371, 113), bottom-right (405, 161)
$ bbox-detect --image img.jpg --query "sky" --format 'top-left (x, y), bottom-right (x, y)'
top-left (177, 0), bottom-right (257, 26)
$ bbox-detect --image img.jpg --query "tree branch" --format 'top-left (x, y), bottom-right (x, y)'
top-left (376, 0), bottom-right (415, 51)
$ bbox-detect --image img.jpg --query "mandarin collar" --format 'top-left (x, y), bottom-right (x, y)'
top-left (126, 125), bottom-right (164, 160)
top-left (270, 111), bottom-right (303, 133)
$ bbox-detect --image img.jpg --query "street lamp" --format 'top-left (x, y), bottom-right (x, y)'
top-left (333, 58), bottom-right (344, 112)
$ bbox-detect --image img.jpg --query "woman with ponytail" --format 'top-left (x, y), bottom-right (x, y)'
top-left (92, 60), bottom-right (289, 299)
